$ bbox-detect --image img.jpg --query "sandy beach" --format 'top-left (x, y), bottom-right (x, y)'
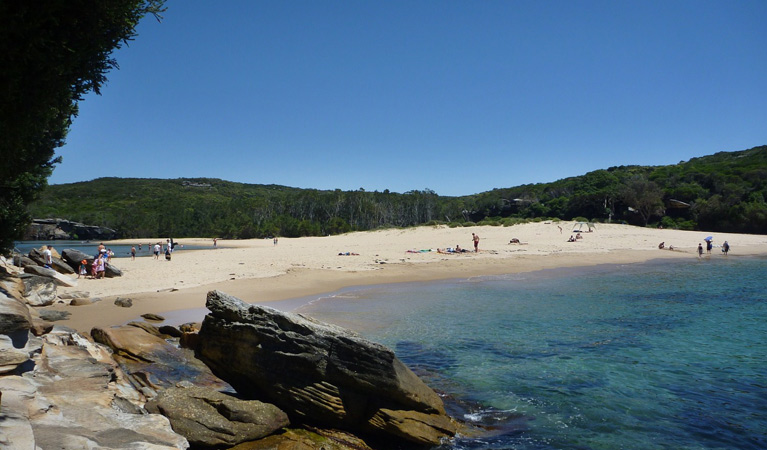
top-left (47, 222), bottom-right (767, 333)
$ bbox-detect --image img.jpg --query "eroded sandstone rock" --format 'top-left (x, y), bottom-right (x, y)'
top-left (196, 290), bottom-right (457, 446)
top-left (145, 385), bottom-right (289, 448)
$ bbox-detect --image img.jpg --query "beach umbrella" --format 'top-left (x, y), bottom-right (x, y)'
top-left (704, 236), bottom-right (713, 242)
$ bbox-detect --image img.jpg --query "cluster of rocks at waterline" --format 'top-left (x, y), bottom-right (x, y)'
top-left (16, 246), bottom-right (123, 280)
top-left (0, 258), bottom-right (462, 448)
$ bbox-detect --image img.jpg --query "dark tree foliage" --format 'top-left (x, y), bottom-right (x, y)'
top-left (0, 0), bottom-right (165, 254)
top-left (26, 146), bottom-right (767, 240)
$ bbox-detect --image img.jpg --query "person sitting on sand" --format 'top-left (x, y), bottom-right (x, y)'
top-left (568, 235), bottom-right (576, 242)
top-left (658, 242), bottom-right (665, 249)
top-left (576, 232), bottom-right (583, 240)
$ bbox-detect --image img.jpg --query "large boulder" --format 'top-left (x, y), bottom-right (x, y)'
top-left (145, 385), bottom-right (289, 448)
top-left (22, 265), bottom-right (77, 287)
top-left (0, 289), bottom-right (32, 334)
top-left (60, 248), bottom-right (122, 278)
top-left (196, 290), bottom-right (457, 446)
top-left (91, 325), bottom-right (229, 398)
top-left (19, 274), bottom-right (57, 306)
top-left (27, 248), bottom-right (74, 275)
top-left (60, 248), bottom-right (93, 269)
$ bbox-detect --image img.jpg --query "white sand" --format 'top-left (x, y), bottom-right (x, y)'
top-left (48, 222), bottom-right (767, 332)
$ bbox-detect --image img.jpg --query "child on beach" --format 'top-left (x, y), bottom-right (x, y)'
top-left (78, 259), bottom-right (88, 279)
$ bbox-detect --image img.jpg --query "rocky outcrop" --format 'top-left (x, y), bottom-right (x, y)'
top-left (145, 385), bottom-right (289, 448)
top-left (91, 325), bottom-right (230, 398)
top-left (196, 290), bottom-right (457, 446)
top-left (24, 218), bottom-right (118, 241)
top-left (0, 327), bottom-right (188, 449)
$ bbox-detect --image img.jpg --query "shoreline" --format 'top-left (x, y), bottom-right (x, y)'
top-left (47, 223), bottom-right (767, 333)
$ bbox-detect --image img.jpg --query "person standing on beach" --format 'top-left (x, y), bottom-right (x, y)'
top-left (697, 243), bottom-right (703, 257)
top-left (706, 240), bottom-right (713, 254)
top-left (213, 238), bottom-right (217, 248)
top-left (472, 233), bottom-right (480, 253)
top-left (42, 245), bottom-right (53, 268)
top-left (153, 243), bottom-right (160, 260)
top-left (131, 246), bottom-right (136, 260)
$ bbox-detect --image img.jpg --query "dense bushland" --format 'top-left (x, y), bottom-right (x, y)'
top-left (28, 146), bottom-right (767, 239)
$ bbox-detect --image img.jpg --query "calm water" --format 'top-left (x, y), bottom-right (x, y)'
top-left (295, 257), bottom-right (767, 450)
top-left (13, 240), bottom-right (211, 259)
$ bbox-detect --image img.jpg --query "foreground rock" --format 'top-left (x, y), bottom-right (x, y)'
top-left (0, 327), bottom-right (188, 449)
top-left (145, 385), bottom-right (289, 448)
top-left (91, 324), bottom-right (229, 398)
top-left (197, 290), bottom-right (458, 446)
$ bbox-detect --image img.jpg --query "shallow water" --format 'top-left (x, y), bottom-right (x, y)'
top-left (296, 257), bottom-right (767, 450)
top-left (13, 240), bottom-right (210, 259)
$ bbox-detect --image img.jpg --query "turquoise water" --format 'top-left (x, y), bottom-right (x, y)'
top-left (295, 257), bottom-right (767, 450)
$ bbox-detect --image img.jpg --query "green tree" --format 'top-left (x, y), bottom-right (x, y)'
top-left (0, 0), bottom-right (165, 253)
top-left (620, 175), bottom-right (665, 226)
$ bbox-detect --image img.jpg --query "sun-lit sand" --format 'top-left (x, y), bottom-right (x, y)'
top-left (46, 222), bottom-right (767, 333)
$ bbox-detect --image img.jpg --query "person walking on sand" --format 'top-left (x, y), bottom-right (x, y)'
top-left (472, 233), bottom-right (480, 253)
top-left (697, 243), bottom-right (703, 258)
top-left (153, 243), bottom-right (161, 260)
top-left (131, 246), bottom-right (136, 260)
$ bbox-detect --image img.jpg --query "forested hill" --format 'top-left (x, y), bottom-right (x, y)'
top-left (28, 145), bottom-right (767, 238)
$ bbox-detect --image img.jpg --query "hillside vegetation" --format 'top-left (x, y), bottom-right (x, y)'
top-left (28, 145), bottom-right (767, 239)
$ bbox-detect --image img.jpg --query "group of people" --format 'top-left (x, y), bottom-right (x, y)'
top-left (698, 240), bottom-right (730, 257)
top-left (74, 243), bottom-right (109, 279)
top-left (567, 232), bottom-right (583, 242)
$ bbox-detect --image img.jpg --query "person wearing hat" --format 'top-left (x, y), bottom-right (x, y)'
top-left (78, 259), bottom-right (88, 279)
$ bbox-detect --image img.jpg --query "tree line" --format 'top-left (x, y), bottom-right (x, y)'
top-left (26, 145), bottom-right (767, 240)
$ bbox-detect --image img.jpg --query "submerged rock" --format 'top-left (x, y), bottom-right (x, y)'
top-left (197, 290), bottom-right (457, 446)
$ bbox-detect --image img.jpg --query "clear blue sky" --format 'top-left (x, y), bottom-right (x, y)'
top-left (50, 0), bottom-right (767, 196)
